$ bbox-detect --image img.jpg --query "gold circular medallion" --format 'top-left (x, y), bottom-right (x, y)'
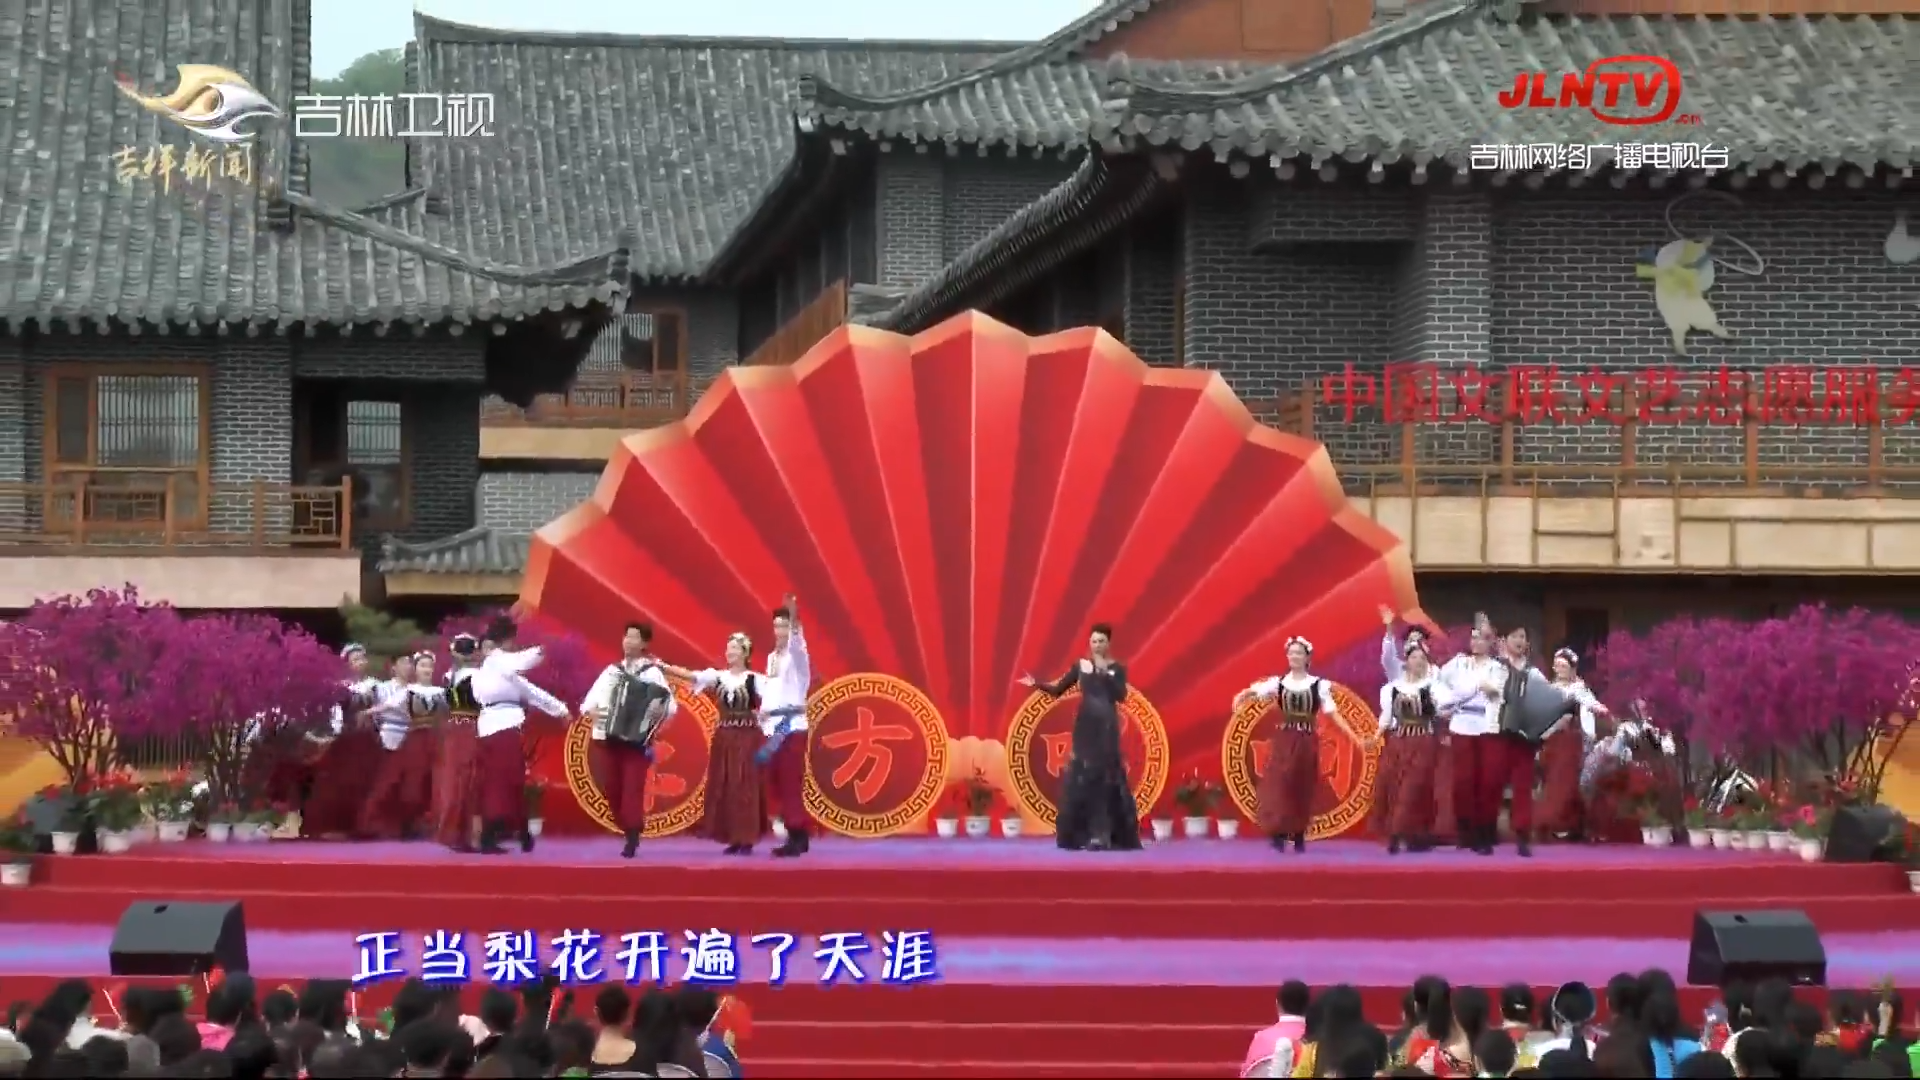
top-left (564, 684), bottom-right (720, 837)
top-left (1005, 685), bottom-right (1170, 828)
top-left (801, 674), bottom-right (949, 838)
top-left (1220, 680), bottom-right (1381, 840)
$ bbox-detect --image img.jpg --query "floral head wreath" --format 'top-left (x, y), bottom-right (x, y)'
top-left (339, 642), bottom-right (366, 659)
top-left (1285, 635), bottom-right (1313, 656)
top-left (1554, 647), bottom-right (1579, 667)
top-left (727, 632), bottom-right (754, 657)
top-left (412, 651), bottom-right (436, 663)
top-left (1404, 639), bottom-right (1429, 658)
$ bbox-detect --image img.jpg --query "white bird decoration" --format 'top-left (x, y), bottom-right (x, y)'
top-left (1888, 211), bottom-right (1920, 265)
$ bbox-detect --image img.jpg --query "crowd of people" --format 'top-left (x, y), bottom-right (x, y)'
top-left (0, 975), bottom-right (742, 1077)
top-left (1245, 968), bottom-right (1920, 1078)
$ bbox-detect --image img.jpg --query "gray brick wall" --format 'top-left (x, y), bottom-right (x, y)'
top-left (1125, 224), bottom-right (1180, 366)
top-left (477, 472), bottom-right (598, 532)
top-left (406, 384), bottom-right (480, 546)
top-left (874, 150), bottom-right (1071, 293)
top-left (1249, 186), bottom-right (1415, 247)
top-left (940, 156), bottom-right (1075, 263)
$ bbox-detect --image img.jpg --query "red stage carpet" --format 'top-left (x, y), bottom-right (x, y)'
top-left (1, 837), bottom-right (1913, 1076)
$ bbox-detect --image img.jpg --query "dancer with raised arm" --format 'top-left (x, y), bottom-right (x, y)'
top-left (1436, 615), bottom-right (1506, 855)
top-left (470, 617), bottom-right (569, 856)
top-left (1018, 623), bottom-right (1141, 852)
top-left (430, 634), bottom-right (484, 851)
top-left (759, 595), bottom-right (814, 858)
top-left (1237, 636), bottom-right (1371, 854)
top-left (1373, 638), bottom-right (1443, 854)
top-left (1540, 648), bottom-right (1609, 843)
top-left (1379, 606), bottom-right (1429, 683)
top-left (659, 634), bottom-right (769, 856)
top-left (1489, 623), bottom-right (1543, 858)
top-left (581, 622), bottom-right (678, 859)
top-left (356, 654), bottom-right (432, 840)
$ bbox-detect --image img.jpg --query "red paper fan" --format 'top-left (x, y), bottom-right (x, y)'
top-left (522, 313), bottom-right (1424, 743)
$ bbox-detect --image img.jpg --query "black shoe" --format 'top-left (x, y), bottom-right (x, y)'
top-left (1387, 836), bottom-right (1402, 855)
top-left (621, 830), bottom-right (639, 859)
top-left (1270, 833), bottom-right (1289, 851)
top-left (1292, 833), bottom-right (1306, 853)
top-left (773, 827), bottom-right (808, 858)
top-left (1515, 835), bottom-right (1533, 858)
top-left (798, 829), bottom-right (811, 853)
top-left (477, 821), bottom-right (507, 856)
top-left (1408, 835), bottom-right (1435, 853)
top-left (520, 826), bottom-right (536, 853)
top-left (723, 844), bottom-right (753, 856)
top-left (1457, 825), bottom-right (1476, 850)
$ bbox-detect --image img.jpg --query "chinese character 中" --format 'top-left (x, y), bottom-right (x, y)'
top-left (482, 930), bottom-right (541, 985)
top-left (352, 931), bottom-right (404, 986)
top-left (616, 932), bottom-right (670, 984)
top-left (682, 930), bottom-right (739, 984)
top-left (398, 93), bottom-right (445, 137)
top-left (445, 93), bottom-right (495, 138)
top-left (420, 930), bottom-right (471, 985)
top-left (751, 933), bottom-right (798, 987)
top-left (813, 932), bottom-right (870, 985)
top-left (550, 929), bottom-right (605, 985)
top-left (880, 931), bottom-right (939, 985)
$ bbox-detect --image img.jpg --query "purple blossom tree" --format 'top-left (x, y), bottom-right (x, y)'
top-left (0, 587), bottom-right (187, 783)
top-left (431, 610), bottom-right (596, 765)
top-left (151, 614), bottom-right (346, 805)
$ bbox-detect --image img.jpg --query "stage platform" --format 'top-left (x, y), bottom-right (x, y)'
top-left (1, 837), bottom-right (1912, 1077)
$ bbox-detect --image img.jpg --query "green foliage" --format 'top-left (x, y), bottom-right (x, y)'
top-left (338, 602), bottom-right (425, 666)
top-left (305, 49), bottom-right (406, 208)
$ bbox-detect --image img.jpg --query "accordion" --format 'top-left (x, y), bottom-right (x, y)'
top-left (1498, 666), bottom-right (1575, 743)
top-left (605, 666), bottom-right (672, 748)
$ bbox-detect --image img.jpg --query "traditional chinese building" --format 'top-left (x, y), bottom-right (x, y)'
top-left (0, 0), bottom-right (630, 613)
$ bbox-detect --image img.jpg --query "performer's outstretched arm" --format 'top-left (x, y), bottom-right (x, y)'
top-left (1031, 665), bottom-right (1081, 698)
top-left (1379, 606), bottom-right (1402, 682)
top-left (1316, 679), bottom-right (1369, 745)
top-left (515, 676), bottom-right (569, 718)
top-left (1233, 676), bottom-right (1281, 710)
top-left (784, 593), bottom-right (810, 688)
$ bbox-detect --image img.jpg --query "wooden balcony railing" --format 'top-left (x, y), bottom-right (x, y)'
top-left (1342, 463), bottom-right (1920, 498)
top-left (0, 474), bottom-right (353, 550)
top-left (481, 372), bottom-right (690, 429)
top-left (742, 280), bottom-right (849, 369)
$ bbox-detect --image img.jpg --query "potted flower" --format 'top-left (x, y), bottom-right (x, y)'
top-left (1707, 802), bottom-right (1736, 849)
top-left (206, 803), bottom-right (240, 843)
top-left (0, 811), bottom-right (33, 887)
top-left (1000, 807), bottom-right (1024, 840)
top-left (1148, 792), bottom-right (1174, 843)
top-left (1767, 803), bottom-right (1797, 853)
top-left (524, 779), bottom-right (551, 837)
top-left (1683, 799), bottom-right (1712, 848)
top-left (1891, 821), bottom-right (1920, 892)
top-left (933, 789), bottom-right (962, 839)
top-left (1789, 804), bottom-right (1829, 863)
top-left (1214, 788), bottom-right (1241, 840)
top-left (1173, 773), bottom-right (1218, 839)
top-left (147, 773), bottom-right (196, 843)
top-left (243, 802), bottom-right (278, 842)
top-left (1739, 801), bottom-right (1772, 850)
top-left (92, 776), bottom-right (147, 854)
top-left (963, 771), bottom-right (995, 838)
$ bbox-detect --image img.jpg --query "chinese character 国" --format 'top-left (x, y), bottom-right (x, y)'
top-left (352, 931), bottom-right (404, 987)
top-left (482, 930), bottom-right (541, 986)
top-left (814, 932), bottom-right (871, 985)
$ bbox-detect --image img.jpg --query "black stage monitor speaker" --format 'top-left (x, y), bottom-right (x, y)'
top-left (1687, 910), bottom-right (1825, 987)
top-left (109, 901), bottom-right (249, 977)
top-left (1826, 804), bottom-right (1908, 864)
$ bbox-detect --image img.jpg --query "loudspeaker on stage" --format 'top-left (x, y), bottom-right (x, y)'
top-left (109, 901), bottom-right (250, 977)
top-left (1825, 805), bottom-right (1909, 864)
top-left (1686, 910), bottom-right (1825, 987)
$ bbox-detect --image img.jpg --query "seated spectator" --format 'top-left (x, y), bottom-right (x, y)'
top-left (1476, 1027), bottom-right (1519, 1078)
top-left (678, 987), bottom-right (742, 1079)
top-left (1246, 979), bottom-right (1310, 1078)
top-left (590, 985), bottom-right (638, 1071)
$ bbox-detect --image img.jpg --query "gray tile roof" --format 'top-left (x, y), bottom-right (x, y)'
top-left (378, 526), bottom-right (530, 576)
top-left (1098, 5), bottom-right (1919, 171)
top-left (1, 0), bottom-right (633, 331)
top-left (410, 16), bottom-right (1018, 282)
top-left (872, 154), bottom-right (1171, 333)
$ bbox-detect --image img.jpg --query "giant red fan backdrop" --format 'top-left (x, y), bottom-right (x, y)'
top-left (521, 313), bottom-right (1425, 838)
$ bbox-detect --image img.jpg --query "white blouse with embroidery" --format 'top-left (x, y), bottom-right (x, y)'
top-left (1245, 672), bottom-right (1337, 715)
top-left (1376, 676), bottom-right (1437, 731)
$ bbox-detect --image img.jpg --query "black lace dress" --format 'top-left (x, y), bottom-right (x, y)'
top-left (1035, 661), bottom-right (1142, 851)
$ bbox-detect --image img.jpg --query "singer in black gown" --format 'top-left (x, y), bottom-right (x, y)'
top-left (1027, 629), bottom-right (1142, 852)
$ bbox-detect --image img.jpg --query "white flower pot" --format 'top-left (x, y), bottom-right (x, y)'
top-left (229, 823), bottom-right (258, 842)
top-left (1745, 830), bottom-right (1770, 849)
top-left (206, 823), bottom-right (232, 843)
top-left (0, 863), bottom-right (28, 887)
top-left (248, 823), bottom-right (274, 842)
top-left (1709, 828), bottom-right (1732, 848)
top-left (1726, 831), bottom-right (1748, 849)
top-left (934, 818), bottom-right (959, 839)
top-left (99, 830), bottom-right (134, 854)
top-left (49, 831), bottom-right (78, 855)
top-left (1150, 818), bottom-right (1174, 842)
top-left (1767, 831), bottom-right (1794, 852)
top-left (133, 822), bottom-right (156, 843)
top-left (964, 815), bottom-right (991, 839)
top-left (770, 818), bottom-right (788, 842)
top-left (1909, 870), bottom-right (1920, 893)
top-left (156, 821), bottom-right (191, 843)
top-left (1688, 829), bottom-right (1712, 848)
top-left (1799, 838), bottom-right (1824, 862)
top-left (1000, 817), bottom-right (1023, 839)
top-left (1183, 816), bottom-right (1211, 839)
top-left (527, 818), bottom-right (544, 838)
top-left (1641, 826), bottom-right (1672, 846)
top-left (1216, 819), bottom-right (1240, 840)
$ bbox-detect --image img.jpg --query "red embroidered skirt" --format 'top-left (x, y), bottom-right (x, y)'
top-left (701, 722), bottom-right (767, 846)
top-left (1256, 724), bottom-right (1319, 836)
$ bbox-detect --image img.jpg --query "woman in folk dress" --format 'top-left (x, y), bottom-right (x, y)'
top-left (661, 633), bottom-right (769, 855)
top-left (1372, 639), bottom-right (1445, 854)
top-left (1236, 636), bottom-right (1372, 853)
top-left (1538, 647), bottom-right (1609, 842)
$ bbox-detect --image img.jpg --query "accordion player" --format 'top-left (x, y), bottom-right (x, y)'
top-left (600, 663), bottom-right (674, 749)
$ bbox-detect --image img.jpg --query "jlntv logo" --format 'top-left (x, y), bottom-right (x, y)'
top-left (1498, 55), bottom-right (1695, 127)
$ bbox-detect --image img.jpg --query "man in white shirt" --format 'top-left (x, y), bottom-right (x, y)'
top-left (471, 617), bottom-right (569, 855)
top-left (355, 655), bottom-right (432, 840)
top-left (1437, 618), bottom-right (1506, 855)
top-left (762, 594), bottom-right (814, 858)
top-left (580, 622), bottom-right (678, 859)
